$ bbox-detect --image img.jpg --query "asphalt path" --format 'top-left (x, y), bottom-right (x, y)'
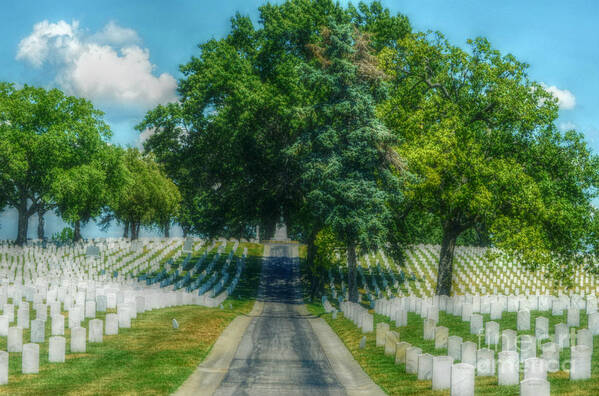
top-left (213, 244), bottom-right (346, 396)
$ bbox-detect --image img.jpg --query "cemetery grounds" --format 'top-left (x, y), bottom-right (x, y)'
top-left (305, 244), bottom-right (599, 395)
top-left (0, 238), bottom-right (263, 395)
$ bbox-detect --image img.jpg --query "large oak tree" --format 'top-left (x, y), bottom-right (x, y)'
top-left (379, 33), bottom-right (599, 295)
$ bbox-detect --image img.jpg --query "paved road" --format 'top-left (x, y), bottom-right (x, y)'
top-left (213, 244), bottom-right (346, 396)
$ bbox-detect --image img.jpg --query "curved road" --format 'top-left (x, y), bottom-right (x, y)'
top-left (213, 244), bottom-right (346, 396)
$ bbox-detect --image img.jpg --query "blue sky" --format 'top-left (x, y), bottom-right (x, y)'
top-left (0, 0), bottom-right (597, 239)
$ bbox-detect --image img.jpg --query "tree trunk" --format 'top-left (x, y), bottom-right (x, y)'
top-left (306, 232), bottom-right (319, 300)
top-left (123, 221), bottom-right (129, 239)
top-left (16, 198), bottom-right (29, 246)
top-left (347, 242), bottom-right (359, 303)
top-left (164, 222), bottom-right (170, 238)
top-left (73, 220), bottom-right (82, 242)
top-left (435, 222), bottom-right (461, 296)
top-left (131, 222), bottom-right (140, 240)
top-left (37, 207), bottom-right (46, 240)
top-left (182, 227), bottom-right (188, 238)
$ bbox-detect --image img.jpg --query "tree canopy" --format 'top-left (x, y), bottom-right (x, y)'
top-left (108, 148), bottom-right (180, 240)
top-left (0, 83), bottom-right (110, 245)
top-left (1, 0), bottom-right (596, 298)
top-left (379, 33), bottom-right (599, 294)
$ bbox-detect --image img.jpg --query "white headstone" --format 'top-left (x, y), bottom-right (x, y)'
top-left (432, 356), bottom-right (453, 390)
top-left (423, 319), bottom-right (436, 341)
top-left (22, 343), bottom-right (39, 374)
top-left (501, 329), bottom-right (517, 352)
top-left (535, 317), bottom-right (549, 340)
top-left (567, 307), bottom-right (580, 327)
top-left (570, 345), bottom-right (591, 380)
top-left (498, 351), bottom-right (519, 385)
top-left (51, 314), bottom-right (64, 336)
top-left (394, 341), bottom-right (411, 365)
top-left (461, 341), bottom-right (477, 366)
top-left (406, 346), bottom-right (422, 374)
top-left (376, 322), bottom-right (389, 347)
top-left (485, 321), bottom-right (499, 346)
top-left (105, 313), bottom-right (119, 335)
top-left (461, 303), bottom-right (473, 322)
top-left (447, 335), bottom-right (462, 361)
top-left (89, 319), bottom-right (103, 343)
top-left (555, 323), bottom-right (569, 349)
top-left (417, 353), bottom-right (433, 380)
top-left (520, 335), bottom-right (536, 362)
top-left (451, 363), bottom-right (474, 396)
top-left (520, 378), bottom-right (550, 396)
top-left (470, 314), bottom-right (483, 335)
top-left (0, 316), bottom-right (8, 337)
top-left (517, 309), bottom-right (530, 331)
top-left (540, 342), bottom-right (560, 373)
top-left (17, 306), bottom-right (29, 329)
top-left (384, 330), bottom-right (399, 356)
top-left (71, 327), bottom-right (86, 353)
top-left (576, 328), bottom-right (593, 350)
top-left (118, 307), bottom-right (131, 328)
top-left (35, 304), bottom-right (47, 322)
top-left (0, 351), bottom-right (7, 385)
top-left (30, 319), bottom-right (45, 343)
top-left (435, 326), bottom-right (448, 349)
top-left (476, 348), bottom-right (495, 376)
top-left (490, 302), bottom-right (502, 320)
top-left (524, 357), bottom-right (547, 380)
top-left (7, 326), bottom-right (23, 352)
top-left (49, 336), bottom-right (66, 363)
top-left (85, 300), bottom-right (96, 319)
top-left (588, 312), bottom-right (599, 336)
top-left (69, 306), bottom-right (82, 329)
top-left (96, 295), bottom-right (107, 312)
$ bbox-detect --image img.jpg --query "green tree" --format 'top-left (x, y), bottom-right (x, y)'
top-left (379, 33), bottom-right (599, 295)
top-left (109, 149), bottom-right (180, 240)
top-left (0, 83), bottom-right (110, 245)
top-left (150, 165), bottom-right (181, 237)
top-left (51, 144), bottom-right (126, 241)
top-left (295, 21), bottom-right (400, 302)
top-left (137, 1), bottom-right (410, 298)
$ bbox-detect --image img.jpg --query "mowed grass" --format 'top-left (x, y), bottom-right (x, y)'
top-left (0, 242), bottom-right (264, 395)
top-left (308, 303), bottom-right (599, 396)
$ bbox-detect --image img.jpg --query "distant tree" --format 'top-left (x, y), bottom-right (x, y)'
top-left (109, 149), bottom-right (180, 240)
top-left (52, 144), bottom-right (127, 241)
top-left (379, 33), bottom-right (599, 295)
top-left (150, 163), bottom-right (181, 237)
top-left (0, 83), bottom-right (110, 245)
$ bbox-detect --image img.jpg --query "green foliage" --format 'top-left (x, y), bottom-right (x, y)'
top-left (51, 227), bottom-right (74, 244)
top-left (295, 21), bottom-right (399, 251)
top-left (51, 144), bottom-right (127, 236)
top-left (137, 1), bottom-right (411, 243)
top-left (0, 82), bottom-right (110, 244)
top-left (379, 32), bottom-right (599, 290)
top-left (109, 148), bottom-right (181, 238)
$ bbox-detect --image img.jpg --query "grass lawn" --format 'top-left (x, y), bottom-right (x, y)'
top-left (0, 242), bottom-right (263, 395)
top-left (308, 302), bottom-right (599, 396)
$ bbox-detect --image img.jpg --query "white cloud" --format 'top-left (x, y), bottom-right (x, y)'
top-left (541, 83), bottom-right (576, 110)
top-left (90, 21), bottom-right (140, 46)
top-left (16, 20), bottom-right (79, 67)
top-left (558, 121), bottom-right (576, 131)
top-left (137, 127), bottom-right (155, 149)
top-left (16, 20), bottom-right (176, 110)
